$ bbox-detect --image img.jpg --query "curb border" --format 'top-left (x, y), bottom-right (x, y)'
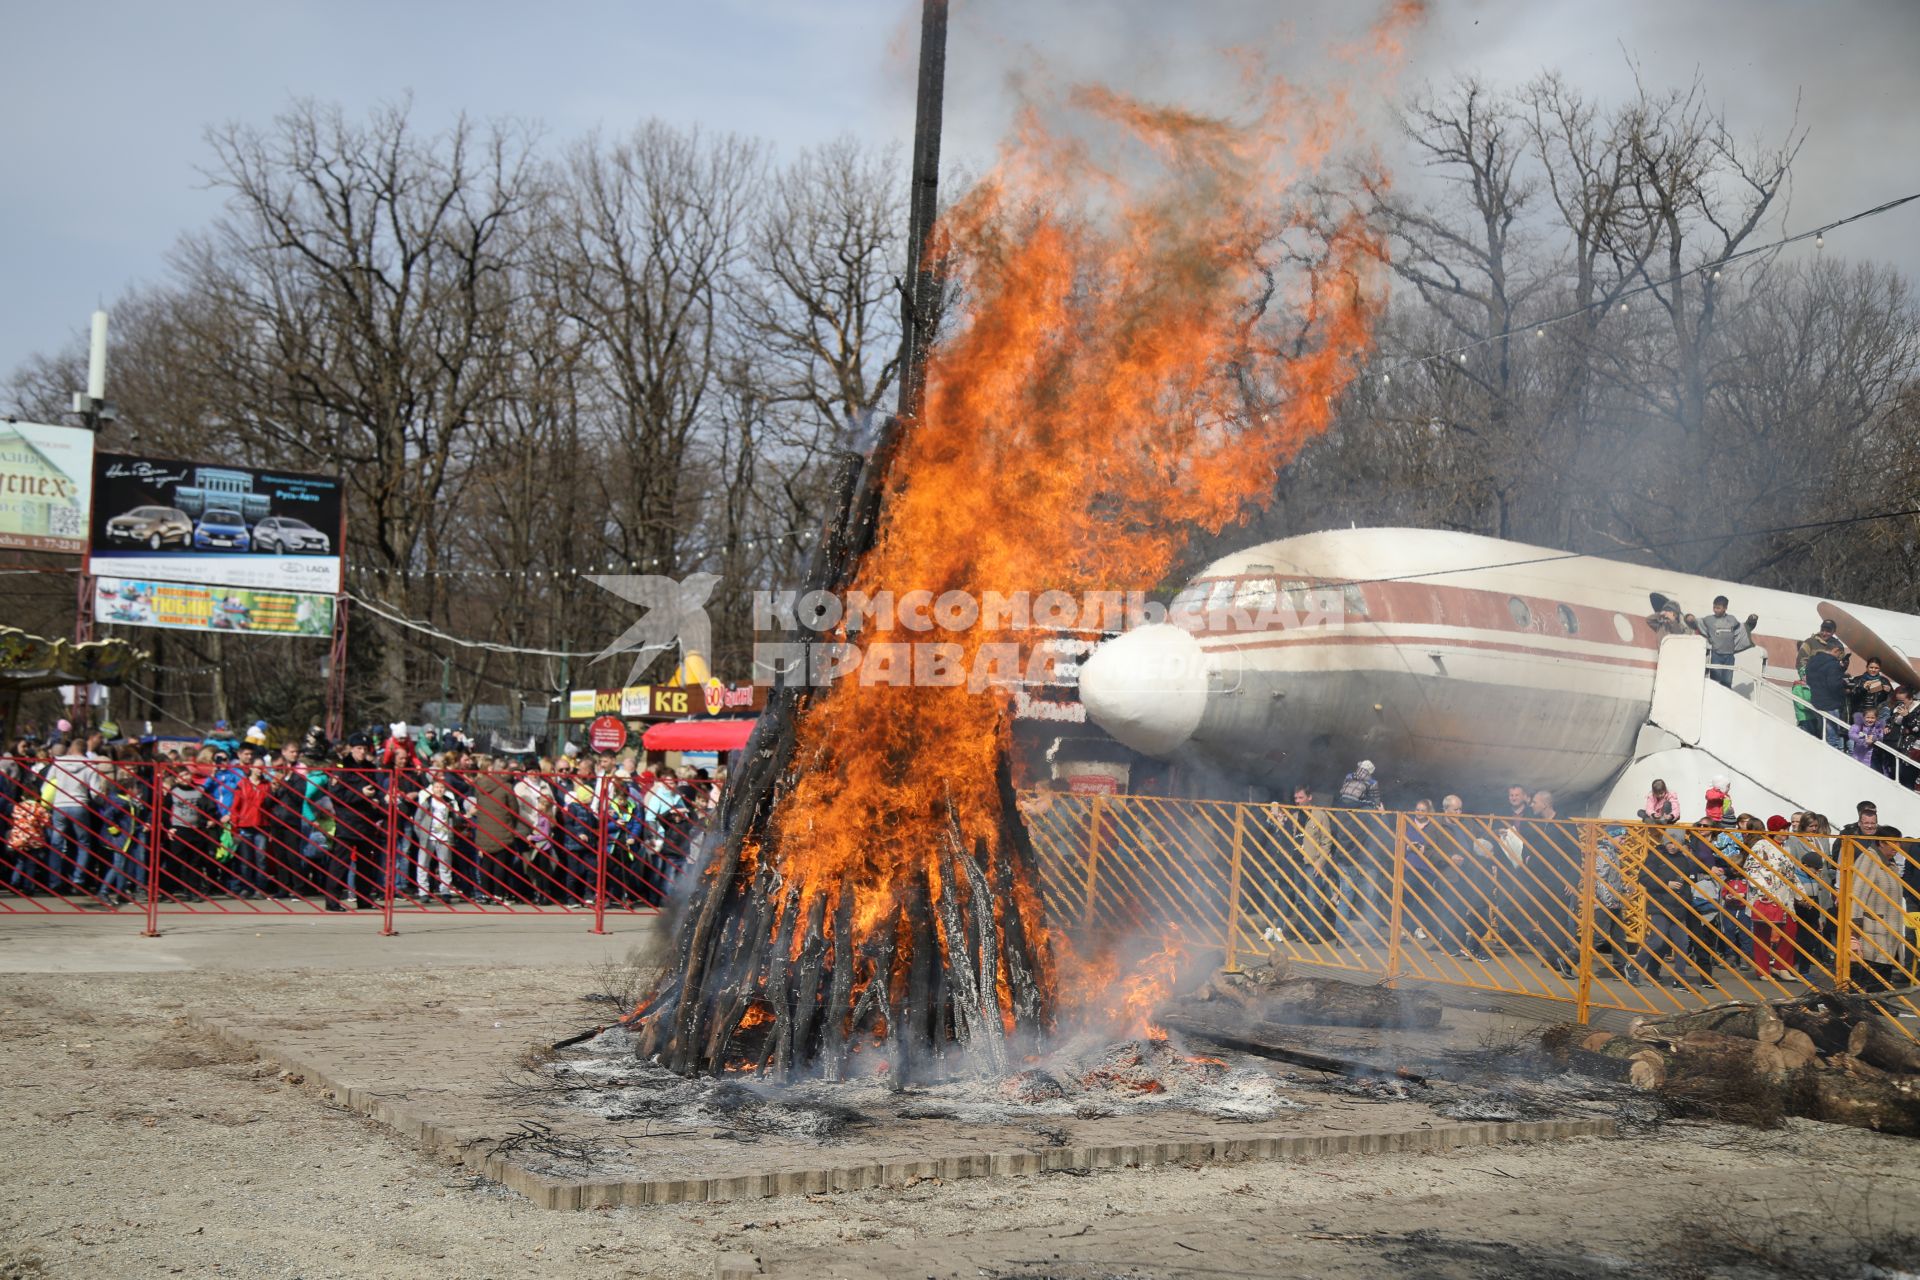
top-left (189, 1013), bottom-right (1618, 1210)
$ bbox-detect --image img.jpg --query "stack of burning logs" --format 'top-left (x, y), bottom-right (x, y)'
top-left (1554, 991), bottom-right (1920, 1136)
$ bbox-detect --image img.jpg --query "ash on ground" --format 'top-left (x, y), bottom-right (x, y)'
top-left (527, 1026), bottom-right (1309, 1145)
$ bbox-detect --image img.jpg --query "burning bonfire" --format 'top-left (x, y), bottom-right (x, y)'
top-left (629, 16), bottom-right (1411, 1083)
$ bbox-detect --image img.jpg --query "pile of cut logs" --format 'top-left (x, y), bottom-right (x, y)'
top-left (1562, 991), bottom-right (1920, 1136)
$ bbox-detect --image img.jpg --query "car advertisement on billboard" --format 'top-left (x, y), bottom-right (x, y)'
top-left (86, 453), bottom-right (344, 592)
top-left (93, 577), bottom-right (337, 638)
top-left (0, 421), bottom-right (94, 554)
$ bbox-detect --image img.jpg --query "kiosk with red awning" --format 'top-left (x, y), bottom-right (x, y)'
top-left (641, 718), bottom-right (756, 752)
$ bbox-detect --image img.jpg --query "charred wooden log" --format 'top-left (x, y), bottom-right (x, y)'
top-left (821, 874), bottom-right (857, 1072)
top-left (994, 755), bottom-right (1050, 1033)
top-left (783, 891), bottom-right (830, 1076)
top-left (1160, 1010), bottom-right (1429, 1084)
top-left (1196, 968), bottom-right (1442, 1030)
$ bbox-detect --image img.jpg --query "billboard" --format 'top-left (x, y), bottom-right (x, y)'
top-left (94, 577), bottom-right (336, 638)
top-left (0, 421), bottom-right (94, 554)
top-left (87, 453), bottom-right (344, 593)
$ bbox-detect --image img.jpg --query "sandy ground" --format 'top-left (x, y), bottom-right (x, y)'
top-left (4, 917), bottom-right (1920, 1279)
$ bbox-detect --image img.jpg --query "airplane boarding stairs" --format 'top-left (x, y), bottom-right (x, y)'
top-left (1598, 634), bottom-right (1920, 830)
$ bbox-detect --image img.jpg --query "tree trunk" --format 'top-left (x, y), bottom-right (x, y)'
top-left (1630, 1003), bottom-right (1784, 1047)
top-left (1558, 1035), bottom-right (1670, 1089)
top-left (1802, 1072), bottom-right (1920, 1138)
top-left (1848, 1018), bottom-right (1920, 1075)
top-left (1777, 1028), bottom-right (1819, 1072)
top-left (1778, 1001), bottom-right (1858, 1055)
top-left (1673, 1030), bottom-right (1792, 1079)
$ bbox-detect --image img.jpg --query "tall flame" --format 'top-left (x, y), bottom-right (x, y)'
top-left (749, 12), bottom-right (1411, 1039)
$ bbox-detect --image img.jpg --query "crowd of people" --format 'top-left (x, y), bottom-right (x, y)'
top-left (1, 719), bottom-right (722, 910)
top-left (1650, 594), bottom-right (1920, 779)
top-left (1244, 760), bottom-right (1916, 994)
top-left (1792, 621), bottom-right (1920, 776)
top-left (8, 697), bottom-right (1917, 1002)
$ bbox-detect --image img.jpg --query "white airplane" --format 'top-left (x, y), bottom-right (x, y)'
top-left (1077, 527), bottom-right (1920, 824)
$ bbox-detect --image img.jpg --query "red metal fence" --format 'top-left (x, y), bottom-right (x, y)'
top-left (1, 758), bottom-right (717, 935)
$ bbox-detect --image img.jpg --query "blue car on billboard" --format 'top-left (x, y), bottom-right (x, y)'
top-left (193, 508), bottom-right (252, 552)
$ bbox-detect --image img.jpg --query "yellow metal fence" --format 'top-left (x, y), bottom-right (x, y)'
top-left (1023, 792), bottom-right (1920, 1027)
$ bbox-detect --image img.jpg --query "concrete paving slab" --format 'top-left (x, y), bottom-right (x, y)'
top-left (188, 998), bottom-right (1616, 1211)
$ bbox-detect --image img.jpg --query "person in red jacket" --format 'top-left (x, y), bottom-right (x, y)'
top-left (226, 761), bottom-right (272, 899)
top-left (1702, 776), bottom-right (1733, 827)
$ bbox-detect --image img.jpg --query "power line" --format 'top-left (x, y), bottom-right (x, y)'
top-left (348, 504), bottom-right (1920, 660)
top-left (1368, 190), bottom-right (1920, 382)
top-left (1286, 505), bottom-right (1920, 593)
top-left (346, 590), bottom-right (616, 660)
top-left (345, 525), bottom-right (824, 581)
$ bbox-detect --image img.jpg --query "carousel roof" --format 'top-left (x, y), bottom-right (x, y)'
top-left (0, 626), bottom-right (148, 691)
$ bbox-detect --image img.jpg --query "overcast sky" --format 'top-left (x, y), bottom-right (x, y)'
top-left (5, 0), bottom-right (1917, 384)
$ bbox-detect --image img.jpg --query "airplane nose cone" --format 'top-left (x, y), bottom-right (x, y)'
top-left (1078, 624), bottom-right (1210, 756)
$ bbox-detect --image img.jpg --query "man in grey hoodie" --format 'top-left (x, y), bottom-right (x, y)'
top-left (1687, 595), bottom-right (1758, 688)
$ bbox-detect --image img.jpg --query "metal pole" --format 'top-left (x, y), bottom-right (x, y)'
top-left (1082, 792), bottom-right (1106, 937)
top-left (1836, 836), bottom-right (1856, 990)
top-left (380, 766), bottom-right (400, 937)
top-left (143, 762), bottom-right (164, 938)
top-left (71, 571), bottom-right (94, 726)
top-left (1576, 822), bottom-right (1598, 1024)
top-left (1223, 804), bottom-right (1247, 972)
top-left (1386, 812), bottom-right (1407, 984)
top-left (591, 781), bottom-right (610, 936)
top-left (324, 597), bottom-right (350, 742)
top-left (71, 308), bottom-right (109, 728)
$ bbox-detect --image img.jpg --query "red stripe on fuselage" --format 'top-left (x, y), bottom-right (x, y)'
top-left (1199, 630), bottom-right (1659, 671)
top-left (1184, 575), bottom-right (1799, 673)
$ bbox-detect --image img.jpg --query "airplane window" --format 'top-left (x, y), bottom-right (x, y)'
top-left (1205, 580), bottom-right (1237, 612)
top-left (1507, 597), bottom-right (1533, 628)
top-left (1342, 585), bottom-right (1370, 618)
top-left (1282, 579), bottom-right (1312, 613)
top-left (1234, 577), bottom-right (1278, 612)
top-left (1557, 604), bottom-right (1579, 634)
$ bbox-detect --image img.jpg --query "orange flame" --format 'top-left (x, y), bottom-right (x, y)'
top-left (736, 12), bottom-right (1413, 1046)
top-left (1116, 928), bottom-right (1191, 1041)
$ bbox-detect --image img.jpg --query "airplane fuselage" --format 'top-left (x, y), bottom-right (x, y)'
top-left (1078, 528), bottom-right (1917, 802)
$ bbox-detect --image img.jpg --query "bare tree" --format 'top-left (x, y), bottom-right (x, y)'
top-left (1617, 74), bottom-right (1804, 442)
top-left (1367, 77), bottom-right (1554, 537)
top-left (542, 123), bottom-right (763, 584)
top-left (164, 99), bottom-right (544, 714)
